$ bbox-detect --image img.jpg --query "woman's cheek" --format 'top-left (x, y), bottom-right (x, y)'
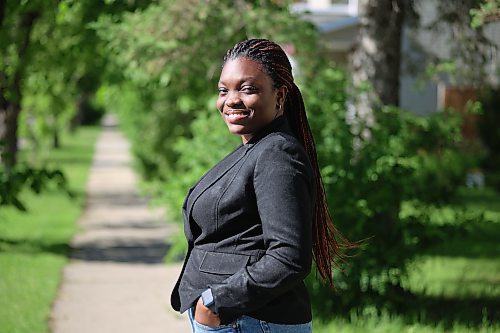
top-left (216, 98), bottom-right (224, 112)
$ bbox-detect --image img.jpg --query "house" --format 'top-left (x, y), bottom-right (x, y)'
top-left (291, 0), bottom-right (500, 123)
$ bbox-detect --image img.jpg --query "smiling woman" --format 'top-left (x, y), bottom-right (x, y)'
top-left (216, 57), bottom-right (287, 143)
top-left (170, 38), bottom-right (351, 333)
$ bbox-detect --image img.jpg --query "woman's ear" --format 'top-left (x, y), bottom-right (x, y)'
top-left (276, 86), bottom-right (288, 109)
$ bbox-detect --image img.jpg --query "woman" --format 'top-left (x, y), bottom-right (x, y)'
top-left (171, 38), bottom-right (345, 333)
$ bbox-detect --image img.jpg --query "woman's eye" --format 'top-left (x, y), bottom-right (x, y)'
top-left (218, 88), bottom-right (227, 95)
top-left (241, 86), bottom-right (257, 93)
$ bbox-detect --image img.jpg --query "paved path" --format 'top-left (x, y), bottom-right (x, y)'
top-left (50, 115), bottom-right (191, 333)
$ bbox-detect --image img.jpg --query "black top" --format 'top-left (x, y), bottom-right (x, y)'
top-left (170, 116), bottom-right (316, 324)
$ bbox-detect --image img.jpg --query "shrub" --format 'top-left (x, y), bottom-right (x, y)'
top-left (303, 63), bottom-right (471, 314)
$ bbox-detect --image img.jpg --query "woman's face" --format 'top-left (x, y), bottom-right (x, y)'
top-left (217, 57), bottom-right (286, 143)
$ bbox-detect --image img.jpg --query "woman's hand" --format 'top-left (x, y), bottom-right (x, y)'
top-left (194, 297), bottom-right (221, 327)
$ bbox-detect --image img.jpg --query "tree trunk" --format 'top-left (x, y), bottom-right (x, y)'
top-left (348, 0), bottom-right (408, 293)
top-left (2, 103), bottom-right (21, 169)
top-left (70, 93), bottom-right (87, 132)
top-left (0, 80), bottom-right (6, 150)
top-left (0, 0), bottom-right (7, 166)
top-left (0, 10), bottom-right (39, 170)
top-left (0, 0), bottom-right (6, 29)
top-left (53, 129), bottom-right (60, 149)
top-left (350, 0), bottom-right (406, 130)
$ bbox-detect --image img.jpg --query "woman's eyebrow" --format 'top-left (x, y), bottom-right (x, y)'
top-left (218, 76), bottom-right (258, 86)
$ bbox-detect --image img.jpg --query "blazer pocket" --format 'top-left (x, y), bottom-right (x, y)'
top-left (199, 251), bottom-right (250, 275)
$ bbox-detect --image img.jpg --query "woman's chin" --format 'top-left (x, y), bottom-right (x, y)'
top-left (226, 123), bottom-right (249, 136)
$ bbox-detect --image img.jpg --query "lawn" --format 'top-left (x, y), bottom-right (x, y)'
top-left (0, 126), bottom-right (100, 333)
top-left (314, 187), bottom-right (500, 332)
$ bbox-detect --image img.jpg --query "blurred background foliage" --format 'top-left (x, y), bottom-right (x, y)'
top-left (1, 0), bottom-right (150, 208)
top-left (1, 0), bottom-right (499, 331)
top-left (93, 0), bottom-right (318, 181)
top-left (93, 0), bottom-right (498, 325)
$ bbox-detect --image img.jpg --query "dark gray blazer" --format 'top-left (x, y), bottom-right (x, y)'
top-left (170, 116), bottom-right (315, 325)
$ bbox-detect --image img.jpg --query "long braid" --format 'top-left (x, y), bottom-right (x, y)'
top-left (223, 38), bottom-right (350, 287)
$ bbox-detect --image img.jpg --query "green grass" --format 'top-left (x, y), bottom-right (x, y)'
top-left (314, 314), bottom-right (499, 333)
top-left (406, 256), bottom-right (500, 298)
top-left (405, 187), bottom-right (500, 298)
top-left (0, 126), bottom-right (100, 333)
top-left (315, 187), bottom-right (500, 332)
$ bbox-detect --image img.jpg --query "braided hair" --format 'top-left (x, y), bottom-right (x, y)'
top-left (223, 38), bottom-right (348, 287)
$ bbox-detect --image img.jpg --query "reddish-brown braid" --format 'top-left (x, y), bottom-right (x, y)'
top-left (223, 38), bottom-right (350, 287)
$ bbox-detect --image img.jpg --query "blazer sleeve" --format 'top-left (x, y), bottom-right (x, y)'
top-left (209, 138), bottom-right (315, 323)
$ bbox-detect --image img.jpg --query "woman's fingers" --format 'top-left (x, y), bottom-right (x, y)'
top-left (194, 297), bottom-right (221, 327)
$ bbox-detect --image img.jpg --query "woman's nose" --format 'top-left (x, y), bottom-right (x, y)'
top-left (225, 91), bottom-right (243, 107)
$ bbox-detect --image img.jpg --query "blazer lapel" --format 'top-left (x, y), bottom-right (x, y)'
top-left (185, 144), bottom-right (247, 221)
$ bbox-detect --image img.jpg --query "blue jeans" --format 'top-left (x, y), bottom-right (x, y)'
top-left (188, 307), bottom-right (312, 333)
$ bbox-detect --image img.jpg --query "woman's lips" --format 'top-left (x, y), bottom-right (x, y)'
top-left (224, 109), bottom-right (253, 122)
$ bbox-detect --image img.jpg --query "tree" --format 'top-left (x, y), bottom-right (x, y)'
top-left (349, 0), bottom-right (497, 119)
top-left (427, 0), bottom-right (497, 86)
top-left (0, 0), bottom-right (154, 210)
top-left (0, 1), bottom-right (42, 170)
top-left (313, 0), bottom-right (488, 312)
top-left (350, 0), bottom-right (413, 132)
top-left (0, 0), bottom-right (153, 169)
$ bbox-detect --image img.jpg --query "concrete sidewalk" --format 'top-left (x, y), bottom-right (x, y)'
top-left (50, 115), bottom-right (191, 333)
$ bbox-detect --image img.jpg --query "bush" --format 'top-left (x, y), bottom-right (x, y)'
top-left (302, 63), bottom-right (472, 314)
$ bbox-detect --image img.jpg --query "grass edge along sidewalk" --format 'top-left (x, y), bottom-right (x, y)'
top-left (0, 126), bottom-right (101, 333)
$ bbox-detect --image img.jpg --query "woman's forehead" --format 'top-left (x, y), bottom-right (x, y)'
top-left (219, 57), bottom-right (270, 84)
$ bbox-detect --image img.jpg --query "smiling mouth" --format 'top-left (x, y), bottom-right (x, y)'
top-left (224, 109), bottom-right (254, 121)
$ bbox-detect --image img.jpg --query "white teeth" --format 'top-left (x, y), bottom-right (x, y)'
top-left (225, 111), bottom-right (248, 119)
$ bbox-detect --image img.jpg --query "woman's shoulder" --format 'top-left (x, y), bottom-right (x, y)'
top-left (248, 131), bottom-right (312, 172)
top-left (252, 130), bottom-right (305, 155)
top-left (249, 131), bottom-right (315, 188)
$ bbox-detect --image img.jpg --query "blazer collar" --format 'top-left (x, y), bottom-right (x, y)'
top-left (244, 115), bottom-right (292, 149)
top-left (184, 115), bottom-right (294, 225)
